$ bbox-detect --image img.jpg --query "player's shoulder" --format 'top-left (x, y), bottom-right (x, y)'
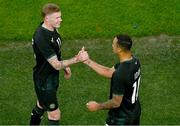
top-left (114, 63), bottom-right (123, 75)
top-left (123, 56), bottom-right (140, 67)
top-left (114, 62), bottom-right (120, 69)
top-left (132, 55), bottom-right (140, 62)
top-left (35, 26), bottom-right (45, 36)
top-left (33, 26), bottom-right (47, 42)
top-left (132, 55), bottom-right (141, 68)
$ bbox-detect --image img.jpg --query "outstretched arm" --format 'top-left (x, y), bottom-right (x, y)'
top-left (84, 59), bottom-right (115, 78)
top-left (78, 49), bottom-right (115, 78)
top-left (48, 55), bottom-right (79, 71)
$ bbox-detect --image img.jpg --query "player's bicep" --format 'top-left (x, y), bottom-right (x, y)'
top-left (112, 94), bottom-right (123, 108)
top-left (107, 66), bottom-right (115, 78)
top-left (112, 81), bottom-right (125, 96)
top-left (112, 71), bottom-right (125, 95)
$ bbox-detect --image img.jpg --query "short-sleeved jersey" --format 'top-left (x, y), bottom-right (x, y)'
top-left (32, 23), bottom-right (62, 82)
top-left (108, 56), bottom-right (141, 122)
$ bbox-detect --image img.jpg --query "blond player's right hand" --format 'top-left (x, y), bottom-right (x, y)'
top-left (77, 46), bottom-right (89, 62)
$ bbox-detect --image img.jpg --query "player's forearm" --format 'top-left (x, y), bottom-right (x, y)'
top-left (98, 99), bottom-right (120, 110)
top-left (84, 59), bottom-right (112, 78)
top-left (58, 57), bottom-right (78, 70)
top-left (49, 56), bottom-right (78, 70)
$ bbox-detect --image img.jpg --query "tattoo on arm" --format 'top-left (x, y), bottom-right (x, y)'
top-left (99, 95), bottom-right (123, 110)
top-left (48, 56), bottom-right (78, 70)
top-left (99, 99), bottom-right (117, 110)
top-left (61, 57), bottom-right (78, 67)
top-left (60, 60), bottom-right (65, 69)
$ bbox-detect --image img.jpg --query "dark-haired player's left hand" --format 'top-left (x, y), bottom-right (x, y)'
top-left (64, 67), bottom-right (71, 80)
top-left (86, 101), bottom-right (100, 112)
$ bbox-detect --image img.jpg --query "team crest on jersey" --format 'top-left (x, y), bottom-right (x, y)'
top-left (49, 104), bottom-right (56, 109)
top-left (51, 37), bottom-right (54, 43)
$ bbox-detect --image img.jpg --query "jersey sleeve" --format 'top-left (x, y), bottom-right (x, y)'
top-left (112, 68), bottom-right (125, 96)
top-left (35, 35), bottom-right (56, 60)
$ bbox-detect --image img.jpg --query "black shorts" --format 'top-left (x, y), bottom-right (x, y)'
top-left (106, 116), bottom-right (140, 125)
top-left (33, 74), bottom-right (59, 111)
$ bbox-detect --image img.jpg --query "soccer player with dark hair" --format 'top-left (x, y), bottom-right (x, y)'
top-left (79, 35), bottom-right (141, 125)
top-left (30, 3), bottom-right (84, 125)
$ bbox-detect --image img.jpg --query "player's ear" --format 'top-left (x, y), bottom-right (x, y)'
top-left (45, 14), bottom-right (51, 21)
top-left (44, 16), bottom-right (48, 21)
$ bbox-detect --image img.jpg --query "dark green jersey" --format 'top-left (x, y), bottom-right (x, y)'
top-left (108, 56), bottom-right (141, 122)
top-left (32, 23), bottom-right (62, 82)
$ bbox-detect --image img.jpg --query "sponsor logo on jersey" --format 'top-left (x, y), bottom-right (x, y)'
top-left (56, 37), bottom-right (61, 47)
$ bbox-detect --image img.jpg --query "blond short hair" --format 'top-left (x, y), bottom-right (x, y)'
top-left (41, 3), bottom-right (60, 17)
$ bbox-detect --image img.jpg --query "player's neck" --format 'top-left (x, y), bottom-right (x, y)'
top-left (42, 22), bottom-right (54, 31)
top-left (119, 51), bottom-right (132, 63)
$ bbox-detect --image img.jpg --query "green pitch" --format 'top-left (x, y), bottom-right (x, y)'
top-left (0, 0), bottom-right (179, 125)
top-left (0, 35), bottom-right (180, 124)
top-left (0, 0), bottom-right (179, 41)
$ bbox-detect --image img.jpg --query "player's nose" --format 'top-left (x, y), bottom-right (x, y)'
top-left (60, 18), bottom-right (62, 22)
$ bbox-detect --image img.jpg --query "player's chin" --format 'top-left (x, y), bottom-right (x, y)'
top-left (55, 24), bottom-right (61, 28)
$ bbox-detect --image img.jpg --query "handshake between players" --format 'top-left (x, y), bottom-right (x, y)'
top-left (76, 47), bottom-right (89, 63)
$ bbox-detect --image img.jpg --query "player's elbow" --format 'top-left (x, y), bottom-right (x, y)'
top-left (51, 62), bottom-right (61, 71)
top-left (48, 56), bottom-right (63, 71)
top-left (104, 69), bottom-right (113, 78)
top-left (113, 101), bottom-right (121, 108)
top-left (53, 65), bottom-right (60, 70)
top-left (112, 95), bottom-right (123, 108)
